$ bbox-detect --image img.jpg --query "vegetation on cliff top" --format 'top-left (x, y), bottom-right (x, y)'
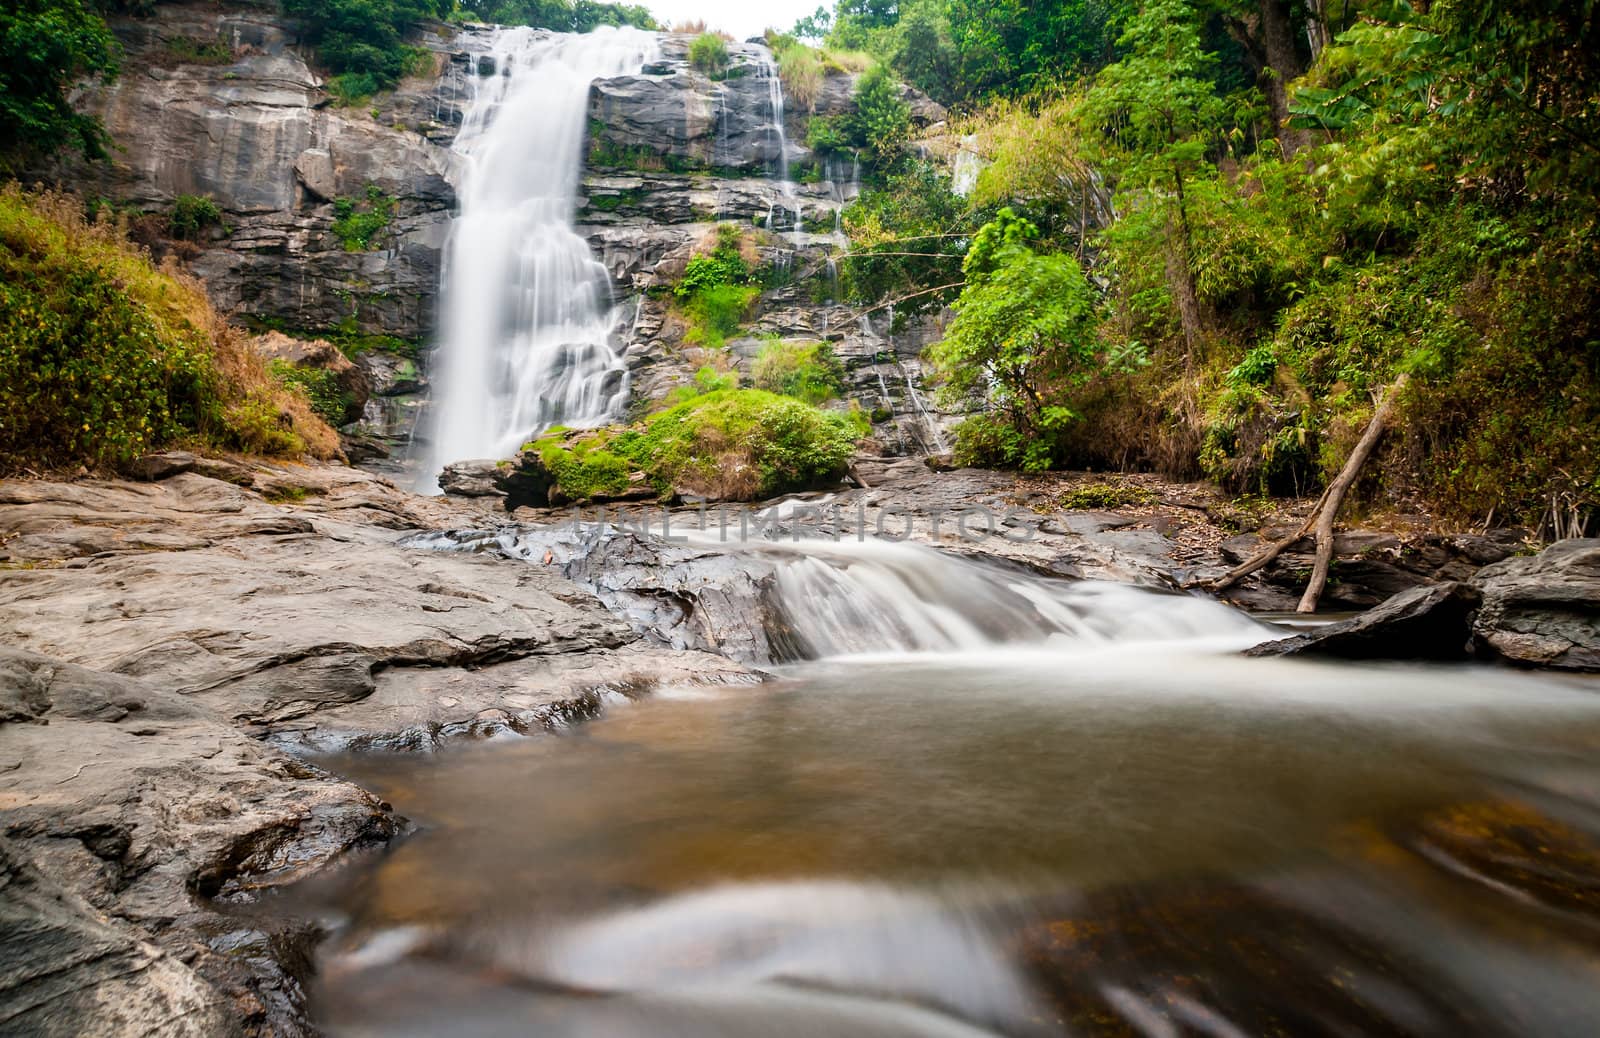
top-left (811, 0), bottom-right (1599, 534)
top-left (0, 0), bottom-right (120, 169)
top-left (0, 185), bottom-right (338, 473)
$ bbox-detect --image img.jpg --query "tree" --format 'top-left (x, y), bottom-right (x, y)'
top-left (792, 5), bottom-right (833, 40)
top-left (1085, 0), bottom-right (1225, 356)
top-left (850, 65), bottom-right (912, 163)
top-left (929, 209), bottom-right (1118, 469)
top-left (0, 0), bottom-right (119, 167)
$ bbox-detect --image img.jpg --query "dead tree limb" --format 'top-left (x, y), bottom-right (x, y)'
top-left (1207, 484), bottom-right (1330, 593)
top-left (1296, 373), bottom-right (1409, 613)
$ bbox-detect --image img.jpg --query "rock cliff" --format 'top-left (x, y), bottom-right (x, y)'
top-left (63, 7), bottom-right (961, 469)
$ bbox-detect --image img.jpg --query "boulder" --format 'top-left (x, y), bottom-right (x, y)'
top-left (125, 450), bottom-right (197, 481)
top-left (1472, 539), bottom-right (1600, 671)
top-left (1245, 582), bottom-right (1480, 661)
top-left (437, 459), bottom-right (511, 499)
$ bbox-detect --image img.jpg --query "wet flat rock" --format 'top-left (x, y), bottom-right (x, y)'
top-left (0, 649), bottom-right (396, 1037)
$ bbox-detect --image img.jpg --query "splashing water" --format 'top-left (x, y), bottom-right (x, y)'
top-left (422, 27), bottom-right (657, 489)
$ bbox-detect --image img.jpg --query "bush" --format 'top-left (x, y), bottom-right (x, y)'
top-left (0, 185), bottom-right (336, 473)
top-left (675, 224), bottom-right (759, 347)
top-left (689, 32), bottom-right (730, 78)
top-left (846, 65), bottom-right (911, 166)
top-left (331, 185), bottom-right (396, 251)
top-left (751, 340), bottom-right (847, 405)
top-left (267, 359), bottom-right (353, 426)
top-left (0, 0), bottom-right (119, 167)
top-left (282, 0), bottom-right (446, 94)
top-left (168, 194), bottom-right (223, 241)
top-left (627, 389), bottom-right (858, 499)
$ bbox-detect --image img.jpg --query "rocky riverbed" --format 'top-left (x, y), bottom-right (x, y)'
top-left (2, 455), bottom-right (1597, 1036)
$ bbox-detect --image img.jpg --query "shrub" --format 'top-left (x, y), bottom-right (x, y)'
top-left (627, 389), bottom-right (858, 499)
top-left (0, 185), bottom-right (336, 473)
top-left (164, 34), bottom-right (235, 66)
top-left (751, 340), bottom-right (847, 405)
top-left (267, 359), bottom-right (353, 425)
top-left (846, 65), bottom-right (910, 165)
top-left (689, 32), bottom-right (730, 78)
top-left (675, 224), bottom-right (759, 347)
top-left (168, 194), bottom-right (223, 241)
top-left (331, 185), bottom-right (396, 251)
top-left (0, 0), bottom-right (119, 167)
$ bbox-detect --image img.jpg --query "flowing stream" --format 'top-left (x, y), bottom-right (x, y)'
top-left (300, 534), bottom-right (1600, 1037)
top-left (422, 27), bottom-right (657, 489)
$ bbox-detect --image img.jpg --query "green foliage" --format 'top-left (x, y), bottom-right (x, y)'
top-left (331, 185), bottom-right (396, 251)
top-left (751, 340), bottom-right (848, 405)
top-left (625, 389), bottom-right (859, 499)
top-left (267, 359), bottom-right (352, 425)
top-left (282, 0), bottom-right (448, 94)
top-left (932, 208), bottom-right (1131, 471)
top-left (839, 160), bottom-right (972, 316)
top-left (168, 194), bottom-right (223, 242)
top-left (455, 0), bottom-right (656, 31)
top-left (674, 224), bottom-right (760, 348)
top-left (0, 0), bottom-right (120, 167)
top-left (0, 186), bottom-right (336, 473)
top-left (846, 65), bottom-right (911, 166)
top-left (532, 389), bottom-right (859, 502)
top-left (164, 33), bottom-right (235, 66)
top-left (689, 32), bottom-right (730, 78)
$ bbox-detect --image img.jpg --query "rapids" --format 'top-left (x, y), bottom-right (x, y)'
top-left (301, 532), bottom-right (1600, 1037)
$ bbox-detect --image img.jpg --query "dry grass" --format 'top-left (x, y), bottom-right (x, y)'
top-left (0, 183), bottom-right (338, 470)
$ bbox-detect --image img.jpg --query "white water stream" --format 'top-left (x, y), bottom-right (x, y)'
top-left (422, 27), bottom-right (657, 489)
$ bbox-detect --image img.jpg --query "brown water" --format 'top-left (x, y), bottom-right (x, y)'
top-left (302, 647), bottom-right (1600, 1037)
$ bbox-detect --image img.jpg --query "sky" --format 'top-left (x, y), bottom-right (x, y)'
top-left (646, 0), bottom-right (823, 42)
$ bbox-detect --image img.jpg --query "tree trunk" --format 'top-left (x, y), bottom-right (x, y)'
top-left (1167, 172), bottom-right (1204, 361)
top-left (1305, 0), bottom-right (1332, 60)
top-left (1258, 0), bottom-right (1308, 152)
top-left (1296, 375), bottom-right (1409, 613)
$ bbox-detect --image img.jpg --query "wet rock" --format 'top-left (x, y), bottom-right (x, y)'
top-left (1245, 582), bottom-right (1480, 661)
top-left (0, 835), bottom-right (230, 1038)
top-left (0, 648), bottom-right (398, 1037)
top-left (1472, 539), bottom-right (1600, 671)
top-left (438, 459), bottom-right (511, 499)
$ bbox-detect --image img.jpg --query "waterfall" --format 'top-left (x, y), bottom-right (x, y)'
top-left (422, 27), bottom-right (658, 490)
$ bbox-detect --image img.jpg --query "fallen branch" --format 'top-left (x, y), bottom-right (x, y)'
top-left (1296, 373), bottom-right (1409, 613)
top-left (1206, 484), bottom-right (1330, 594)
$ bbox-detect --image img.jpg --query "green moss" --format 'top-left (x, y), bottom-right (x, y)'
top-left (528, 389), bottom-right (859, 502)
top-left (530, 428), bottom-right (634, 501)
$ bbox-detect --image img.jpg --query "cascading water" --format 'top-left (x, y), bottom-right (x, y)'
top-left (422, 27), bottom-right (657, 489)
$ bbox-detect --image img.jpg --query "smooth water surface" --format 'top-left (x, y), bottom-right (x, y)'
top-left (306, 637), bottom-right (1600, 1037)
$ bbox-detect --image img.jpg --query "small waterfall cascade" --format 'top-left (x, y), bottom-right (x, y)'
top-left (752, 538), bottom-right (1266, 659)
top-left (410, 525), bottom-right (1267, 662)
top-left (755, 48), bottom-right (803, 248)
top-left (423, 27), bottom-right (658, 489)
